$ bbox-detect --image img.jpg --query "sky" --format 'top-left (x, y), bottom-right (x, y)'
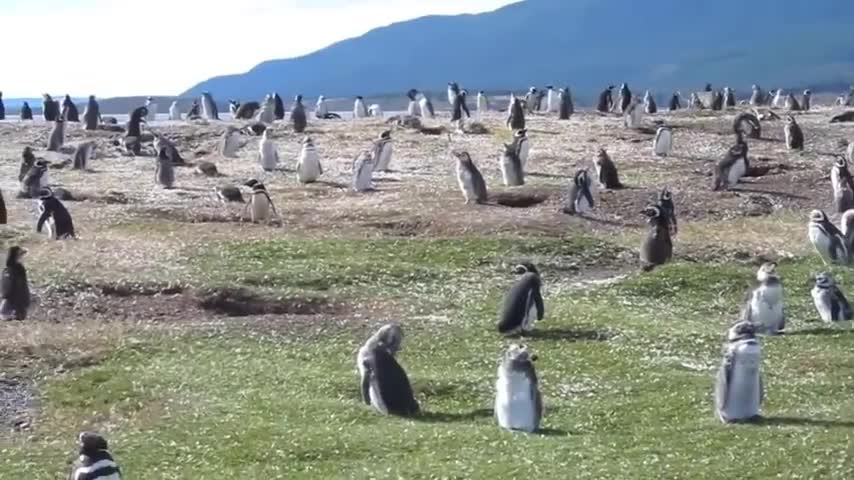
top-left (2, 0), bottom-right (517, 98)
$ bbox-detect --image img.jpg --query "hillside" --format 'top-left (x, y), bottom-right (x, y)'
top-left (183, 0), bottom-right (854, 101)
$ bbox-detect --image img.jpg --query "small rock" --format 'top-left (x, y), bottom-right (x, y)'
top-left (196, 161), bottom-right (219, 177)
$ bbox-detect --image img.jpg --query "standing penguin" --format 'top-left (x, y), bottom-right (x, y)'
top-left (507, 96), bottom-right (525, 131)
top-left (689, 92), bottom-right (704, 110)
top-left (372, 130), bottom-right (393, 172)
top-left (168, 100), bottom-right (181, 121)
top-left (454, 151), bottom-right (488, 204)
top-left (658, 187), bottom-right (678, 237)
top-left (475, 91), bottom-right (488, 121)
top-left (46, 118), bottom-right (65, 152)
top-left (201, 92), bottom-right (219, 120)
top-left (315, 95), bottom-right (329, 119)
top-left (451, 90), bottom-right (470, 131)
top-left (353, 96), bottom-right (368, 119)
top-left (771, 89), bottom-right (784, 109)
top-left (831, 157), bottom-right (854, 213)
top-left (0, 246), bottom-right (30, 321)
top-left (811, 272), bottom-right (853, 323)
top-left (643, 91), bottom-right (657, 114)
top-left (447, 82), bottom-right (460, 106)
top-left (242, 179), bottom-right (280, 224)
top-left (72, 141), bottom-right (96, 170)
top-left (563, 169), bottom-right (594, 215)
top-left (273, 93), bottom-right (285, 121)
top-left (406, 89), bottom-right (420, 117)
top-left (594, 149), bottom-right (623, 189)
top-left (512, 129), bottom-right (530, 169)
top-left (37, 188), bottom-right (75, 239)
top-left (784, 115), bottom-right (804, 150)
top-left (356, 323), bottom-right (404, 378)
top-left (219, 126), bottom-right (243, 158)
top-left (785, 93), bottom-right (801, 111)
top-left (749, 85), bottom-right (765, 106)
top-left (186, 100), bottom-right (201, 120)
top-left (843, 210), bottom-right (854, 252)
top-left (653, 126), bottom-right (673, 157)
top-left (500, 143), bottom-right (524, 187)
top-left (296, 136), bottom-right (323, 184)
top-left (668, 92), bottom-right (681, 111)
top-left (126, 105), bottom-right (148, 147)
top-left (257, 95), bottom-right (276, 124)
top-left (360, 342), bottom-right (419, 417)
top-left (723, 87), bottom-right (736, 108)
top-left (21, 160), bottom-right (48, 199)
top-left (639, 204), bottom-right (672, 271)
top-left (713, 132), bottom-right (749, 191)
top-left (545, 86), bottom-right (558, 113)
top-left (19, 147), bottom-right (36, 182)
top-left (68, 432), bottom-right (122, 480)
top-left (20, 102), bottom-right (33, 121)
top-left (258, 129), bottom-right (279, 172)
top-left (742, 263), bottom-right (785, 335)
top-left (597, 85), bottom-right (615, 113)
top-left (352, 150), bottom-right (374, 192)
top-left (291, 95), bottom-right (307, 133)
top-left (558, 87), bottom-right (574, 120)
top-left (624, 100), bottom-right (643, 129)
top-left (618, 83), bottom-right (632, 113)
top-left (155, 148), bottom-right (175, 189)
top-left (711, 91), bottom-right (724, 111)
top-left (808, 210), bottom-right (849, 265)
top-left (42, 94), bottom-right (59, 121)
top-left (495, 344), bottom-right (542, 433)
top-left (153, 134), bottom-right (185, 166)
top-left (82, 95), bottom-right (101, 130)
top-left (802, 90), bottom-right (812, 111)
top-left (497, 263), bottom-right (544, 335)
top-left (715, 321), bottom-right (763, 424)
top-left (144, 96), bottom-right (157, 121)
top-left (733, 112), bottom-right (762, 139)
top-left (419, 93), bottom-right (435, 119)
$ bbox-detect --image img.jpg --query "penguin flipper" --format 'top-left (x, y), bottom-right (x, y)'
top-left (583, 187), bottom-right (595, 209)
top-left (36, 210), bottom-right (50, 233)
top-left (361, 363), bottom-right (372, 405)
top-left (534, 286), bottom-right (545, 321)
top-left (715, 354), bottom-right (733, 413)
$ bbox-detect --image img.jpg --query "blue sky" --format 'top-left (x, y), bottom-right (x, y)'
top-left (2, 0), bottom-right (516, 98)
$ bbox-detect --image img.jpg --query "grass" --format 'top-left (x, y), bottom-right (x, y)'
top-left (3, 236), bottom-right (854, 479)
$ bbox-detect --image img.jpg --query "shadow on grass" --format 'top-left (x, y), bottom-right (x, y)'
top-left (416, 409), bottom-right (493, 424)
top-left (785, 327), bottom-right (854, 336)
top-left (731, 187), bottom-right (807, 200)
top-left (537, 427), bottom-right (570, 437)
top-left (759, 417), bottom-right (854, 428)
top-left (522, 328), bottom-right (612, 342)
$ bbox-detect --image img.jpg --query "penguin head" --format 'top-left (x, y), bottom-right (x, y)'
top-left (35, 160), bottom-right (49, 171)
top-left (302, 136), bottom-right (314, 147)
top-left (786, 115), bottom-right (797, 125)
top-left (596, 148), bottom-right (609, 162)
top-left (756, 262), bottom-right (778, 282)
top-left (78, 431), bottom-right (109, 457)
top-left (804, 89), bottom-right (811, 96)
top-left (810, 210), bottom-right (828, 224)
top-left (505, 344), bottom-right (537, 365)
top-left (546, 85), bottom-right (553, 90)
top-left (815, 272), bottom-right (835, 289)
top-left (727, 321), bottom-right (758, 342)
top-left (318, 95), bottom-right (325, 101)
top-left (512, 262), bottom-right (539, 276)
top-left (660, 187), bottom-right (673, 203)
top-left (574, 169), bottom-right (590, 188)
top-left (452, 150), bottom-right (472, 164)
top-left (379, 130), bottom-right (391, 140)
top-left (294, 94), bottom-right (303, 103)
top-left (6, 246), bottom-right (26, 265)
top-left (23, 102), bottom-right (29, 108)
top-left (373, 323), bottom-right (404, 355)
top-left (355, 96), bottom-right (363, 100)
top-left (514, 129), bottom-right (527, 138)
top-left (478, 90), bottom-right (484, 95)
top-left (834, 156), bottom-right (848, 170)
top-left (244, 178), bottom-right (260, 188)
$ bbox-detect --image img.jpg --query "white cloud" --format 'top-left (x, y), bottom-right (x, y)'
top-left (2, 0), bottom-right (516, 98)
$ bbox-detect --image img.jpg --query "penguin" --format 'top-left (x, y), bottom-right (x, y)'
top-left (497, 263), bottom-right (544, 335)
top-left (723, 87), bottom-right (736, 108)
top-left (713, 132), bottom-right (748, 191)
top-left (715, 321), bottom-right (763, 424)
top-left (352, 150), bottom-right (374, 192)
top-left (558, 87), bottom-right (574, 120)
top-left (353, 96), bottom-right (368, 119)
top-left (811, 272), bottom-right (853, 323)
top-left (233, 101), bottom-right (261, 120)
top-left (127, 106), bottom-right (148, 138)
top-left (19, 147), bottom-right (36, 182)
top-left (215, 185), bottom-right (244, 204)
top-left (418, 93), bottom-right (435, 119)
top-left (37, 187), bottom-right (75, 239)
top-left (711, 91), bottom-right (724, 111)
top-left (200, 91), bottom-right (219, 120)
top-left (653, 187), bottom-right (676, 237)
top-left (82, 95), bottom-right (101, 130)
top-left (809, 209), bottom-right (849, 264)
top-left (704, 83), bottom-right (713, 92)
top-left (512, 129), bottom-right (530, 169)
top-left (451, 91), bottom-right (470, 130)
top-left (258, 128), bottom-right (279, 172)
top-left (500, 143), bottom-right (524, 187)
top-left (639, 204), bottom-right (673, 271)
top-left (831, 157), bottom-right (854, 213)
top-left (618, 83), bottom-right (632, 113)
top-left (0, 91), bottom-right (4, 120)
top-left (291, 95), bottom-right (307, 133)
top-left (545, 85), bottom-right (557, 113)
top-left (507, 96), bottom-right (525, 131)
top-left (689, 92), bottom-right (704, 110)
top-left (742, 263), bottom-right (785, 335)
top-left (653, 126), bottom-right (673, 157)
top-left (68, 432), bottom-right (122, 480)
top-left (563, 169), bottom-right (594, 215)
top-left (257, 95), bottom-right (275, 124)
top-left (447, 82), bottom-right (460, 106)
top-left (624, 100), bottom-right (643, 129)
top-left (186, 100), bottom-right (201, 120)
top-left (243, 123), bottom-right (267, 137)
top-left (356, 323), bottom-right (404, 378)
top-left (368, 104), bottom-right (384, 118)
top-left (155, 148), bottom-right (175, 189)
top-left (42, 94), bottom-right (59, 122)
top-left (644, 91), bottom-right (657, 114)
top-left (153, 134), bottom-right (185, 166)
top-left (168, 100), bottom-right (181, 121)
top-left (494, 344), bottom-right (542, 433)
top-left (360, 342), bottom-right (419, 417)
top-left (20, 102), bottom-right (33, 120)
top-left (372, 130), bottom-right (393, 172)
top-left (802, 89), bottom-right (812, 111)
top-left (785, 93), bottom-right (801, 112)
top-left (453, 151), bottom-right (488, 204)
top-left (21, 160), bottom-right (48, 199)
top-left (273, 93), bottom-right (285, 120)
top-left (594, 148), bottom-right (622, 189)
top-left (521, 87), bottom-right (536, 114)
top-left (784, 115), bottom-right (804, 150)
top-left (242, 179), bottom-right (280, 224)
top-left (733, 112), bottom-right (761, 139)
top-left (46, 118), bottom-right (65, 152)
top-left (406, 89), bottom-right (420, 117)
top-left (749, 85), bottom-right (765, 106)
top-left (597, 85), bottom-right (615, 113)
top-left (0, 246), bottom-right (30, 322)
top-left (144, 96), bottom-right (157, 121)
top-left (668, 92), bottom-right (681, 111)
top-left (72, 141), bottom-right (96, 170)
top-left (771, 89), bottom-right (784, 109)
top-left (296, 136), bottom-right (323, 184)
top-left (219, 126), bottom-right (243, 158)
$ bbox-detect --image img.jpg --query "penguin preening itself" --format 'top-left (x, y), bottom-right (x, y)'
top-left (507, 96), bottom-right (525, 131)
top-left (37, 187), bottom-right (76, 239)
top-left (258, 129), bottom-right (280, 172)
top-left (715, 321), bottom-right (763, 424)
top-left (82, 95), bottom-right (101, 130)
top-left (0, 246), bottom-right (30, 321)
top-left (494, 344), bottom-right (543, 433)
top-left (500, 142), bottom-right (524, 187)
top-left (597, 85), bottom-right (614, 113)
top-left (831, 156), bottom-right (854, 213)
top-left (812, 272), bottom-right (853, 323)
top-left (639, 204), bottom-right (673, 271)
top-left (497, 263), bottom-right (544, 335)
top-left (653, 126), bottom-right (673, 157)
top-left (511, 129), bottom-right (530, 169)
top-left (353, 96), bottom-right (369, 119)
top-left (47, 118), bottom-right (66, 152)
top-left (72, 141), bottom-right (96, 170)
top-left (20, 102), bottom-right (33, 120)
top-left (68, 431), bottom-right (122, 480)
top-left (643, 91), bottom-right (657, 114)
top-left (296, 136), bottom-right (323, 184)
top-left (594, 148), bottom-right (622, 189)
top-left (563, 169), bottom-right (594, 215)
top-left (668, 92), bottom-right (681, 111)
top-left (808, 210), bottom-right (849, 265)
top-left (242, 179), bottom-right (280, 224)
top-left (558, 87), bottom-right (574, 120)
top-left (733, 112), bottom-right (761, 139)
top-left (356, 323), bottom-right (404, 378)
top-left (352, 150), bottom-right (375, 192)
top-left (360, 339), bottom-right (419, 417)
top-left (219, 126), bottom-right (243, 158)
top-left (784, 115), bottom-right (804, 150)
top-left (659, 187), bottom-right (678, 237)
top-left (453, 151), bottom-right (488, 204)
top-left (291, 95), bottom-right (307, 133)
top-left (201, 91), bottom-right (219, 120)
top-left (155, 148), bottom-right (176, 189)
top-left (273, 93), bottom-right (285, 121)
top-left (741, 263), bottom-right (785, 335)
top-left (186, 100), bottom-right (201, 120)
top-left (713, 132), bottom-right (749, 191)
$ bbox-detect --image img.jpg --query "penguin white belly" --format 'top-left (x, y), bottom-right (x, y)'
top-left (407, 101), bottom-right (418, 117)
top-left (728, 158), bottom-right (746, 186)
top-left (518, 143), bottom-right (530, 169)
top-left (750, 287), bottom-right (784, 332)
top-left (447, 89), bottom-right (455, 106)
top-left (722, 349), bottom-right (761, 421)
top-left (654, 132), bottom-right (672, 156)
top-left (419, 99), bottom-right (432, 118)
top-left (354, 164), bottom-right (373, 191)
top-left (458, 169), bottom-right (477, 203)
top-left (811, 289), bottom-right (835, 322)
top-left (169, 105), bottom-right (180, 121)
top-left (368, 383), bottom-right (388, 414)
top-left (147, 104), bottom-right (158, 121)
top-left (500, 159), bottom-right (517, 187)
top-left (478, 98), bottom-right (487, 113)
top-left (375, 145), bottom-right (393, 171)
top-left (251, 195), bottom-right (270, 222)
top-left (259, 142), bottom-right (278, 171)
top-left (574, 195), bottom-right (592, 214)
top-left (809, 225), bottom-right (835, 262)
top-left (297, 151), bottom-right (322, 184)
top-left (369, 105), bottom-right (383, 117)
top-left (44, 217), bottom-right (56, 240)
top-left (495, 371), bottom-right (537, 432)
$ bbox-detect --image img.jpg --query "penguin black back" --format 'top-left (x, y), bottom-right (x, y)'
top-left (361, 348), bottom-right (420, 417)
top-left (20, 102), bottom-right (33, 120)
top-left (38, 189), bottom-right (75, 239)
top-left (497, 271), bottom-right (544, 334)
top-left (508, 97), bottom-right (525, 130)
top-left (61, 95), bottom-right (79, 122)
top-left (273, 93), bottom-right (285, 120)
top-left (127, 106), bottom-right (148, 138)
top-left (291, 95), bottom-right (307, 133)
top-left (640, 205), bottom-right (673, 271)
top-left (0, 246), bottom-right (30, 321)
top-left (597, 86), bottom-right (614, 113)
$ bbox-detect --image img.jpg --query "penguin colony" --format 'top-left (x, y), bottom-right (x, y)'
top-left (1, 76), bottom-right (854, 470)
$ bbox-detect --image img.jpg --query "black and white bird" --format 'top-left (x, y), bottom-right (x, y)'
top-left (831, 156), bottom-right (854, 213)
top-left (643, 90), bottom-right (657, 114)
top-left (352, 150), bottom-right (374, 192)
top-left (406, 89), bottom-right (420, 117)
top-left (72, 141), bottom-right (96, 170)
top-left (214, 185), bottom-right (245, 204)
top-left (153, 133), bottom-right (186, 166)
top-left (20, 159), bottom-right (49, 199)
top-left (713, 132), bottom-right (749, 191)
top-left (155, 148), bottom-right (176, 189)
top-left (742, 263), bottom-right (785, 335)
top-left (494, 344), bottom-right (542, 433)
top-left (418, 93), bottom-right (435, 119)
top-left (715, 321), bottom-right (763, 424)
top-left (842, 210), bottom-right (854, 253)
top-left (360, 341), bottom-right (419, 417)
top-left (497, 263), bottom-right (544, 335)
top-left (749, 85), bottom-right (765, 106)
top-left (372, 130), bottom-right (393, 172)
top-left (653, 126), bottom-right (673, 157)
top-left (291, 95), bottom-right (307, 133)
top-left (507, 96), bottom-right (525, 131)
top-left (201, 91), bottom-right (219, 120)
top-left (353, 96), bottom-right (369, 119)
top-left (296, 136), bottom-right (323, 184)
top-left (47, 117), bottom-right (65, 152)
top-left (0, 246), bottom-right (30, 321)
top-left (618, 83), bottom-right (632, 113)
top-left (723, 87), bottom-right (736, 108)
top-left (563, 169), bottom-right (594, 215)
top-left (784, 115), bottom-right (804, 150)
top-left (258, 128), bottom-right (279, 172)
top-left (447, 82), bottom-right (461, 106)
top-left (500, 143), bottom-right (524, 187)
top-left (733, 112), bottom-right (761, 139)
top-left (558, 87), bottom-right (574, 120)
top-left (68, 432), bottom-right (122, 480)
top-left (658, 187), bottom-right (678, 237)
top-left (242, 179), bottom-right (280, 224)
top-left (451, 90), bottom-right (470, 130)
top-left (453, 151), bottom-right (488, 204)
top-left (808, 210), bottom-right (849, 265)
top-left (511, 129), bottom-right (530, 169)
top-left (802, 89), bottom-right (812, 111)
top-left (640, 205), bottom-right (673, 271)
top-left (668, 91), bottom-right (681, 111)
top-left (811, 272), bottom-right (853, 323)
top-left (597, 85), bottom-right (614, 113)
top-left (594, 148), bottom-right (622, 189)
top-left (356, 323), bottom-right (404, 377)
top-left (37, 188), bottom-right (75, 239)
